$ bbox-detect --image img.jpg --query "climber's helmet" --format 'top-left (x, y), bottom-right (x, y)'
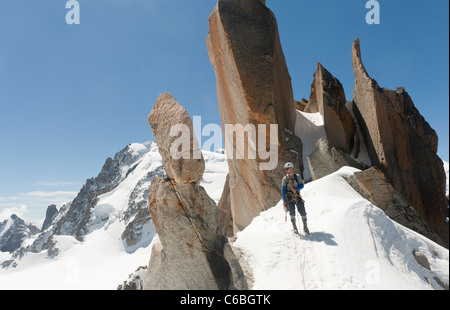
top-left (284, 162), bottom-right (294, 171)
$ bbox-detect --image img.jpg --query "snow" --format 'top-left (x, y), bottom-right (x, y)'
top-left (0, 217), bottom-right (14, 236)
top-left (88, 143), bottom-right (162, 234)
top-left (0, 141), bottom-right (448, 290)
top-left (0, 220), bottom-right (156, 289)
top-left (234, 167), bottom-right (449, 290)
top-left (128, 142), bottom-right (152, 156)
top-left (294, 111), bottom-right (326, 181)
top-left (201, 150), bottom-right (228, 203)
top-left (0, 144), bottom-right (228, 290)
top-left (294, 108), bottom-right (372, 181)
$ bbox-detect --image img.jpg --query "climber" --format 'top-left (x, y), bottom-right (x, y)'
top-left (282, 162), bottom-right (309, 234)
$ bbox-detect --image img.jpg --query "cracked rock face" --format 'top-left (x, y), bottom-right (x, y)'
top-left (307, 63), bottom-right (357, 155)
top-left (207, 0), bottom-right (302, 234)
top-left (145, 178), bottom-right (229, 290)
top-left (145, 92), bottom-right (230, 290)
top-left (346, 167), bottom-right (444, 247)
top-left (308, 138), bottom-right (363, 181)
top-left (147, 92), bottom-right (205, 184)
top-left (352, 38), bottom-right (448, 247)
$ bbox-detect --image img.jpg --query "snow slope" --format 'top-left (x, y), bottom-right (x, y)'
top-left (234, 167), bottom-right (449, 290)
top-left (0, 225), bottom-right (154, 289)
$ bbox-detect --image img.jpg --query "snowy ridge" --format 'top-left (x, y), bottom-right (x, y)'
top-left (234, 167), bottom-right (449, 290)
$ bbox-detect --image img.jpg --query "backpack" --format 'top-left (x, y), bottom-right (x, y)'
top-left (287, 174), bottom-right (302, 193)
top-left (293, 174), bottom-right (301, 187)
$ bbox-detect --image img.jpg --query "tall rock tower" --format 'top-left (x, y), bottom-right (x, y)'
top-left (207, 0), bottom-right (302, 234)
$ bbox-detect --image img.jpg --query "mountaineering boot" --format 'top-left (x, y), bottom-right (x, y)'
top-left (291, 216), bottom-right (298, 234)
top-left (302, 216), bottom-right (310, 234)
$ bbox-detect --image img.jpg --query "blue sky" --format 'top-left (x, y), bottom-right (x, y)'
top-left (0, 0), bottom-right (448, 224)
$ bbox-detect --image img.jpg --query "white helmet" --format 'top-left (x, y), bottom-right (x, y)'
top-left (284, 162), bottom-right (294, 169)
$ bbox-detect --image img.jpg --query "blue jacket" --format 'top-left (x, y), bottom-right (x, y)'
top-left (282, 174), bottom-right (304, 201)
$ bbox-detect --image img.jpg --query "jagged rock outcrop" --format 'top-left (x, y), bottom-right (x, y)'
top-left (352, 38), bottom-right (448, 247)
top-left (0, 215), bottom-right (39, 254)
top-left (51, 144), bottom-right (147, 240)
top-left (223, 243), bottom-right (254, 290)
top-left (412, 251), bottom-right (431, 270)
top-left (147, 92), bottom-right (205, 184)
top-left (308, 138), bottom-right (363, 180)
top-left (117, 266), bottom-right (148, 290)
top-left (307, 63), bottom-right (357, 155)
top-left (145, 178), bottom-right (230, 290)
top-left (121, 165), bottom-right (164, 251)
top-left (345, 167), bottom-right (444, 246)
top-left (41, 205), bottom-right (58, 231)
top-left (295, 99), bottom-right (309, 111)
top-left (217, 174), bottom-right (233, 237)
top-left (144, 92), bottom-right (232, 290)
top-left (207, 0), bottom-right (302, 234)
top-left (121, 205), bottom-right (152, 250)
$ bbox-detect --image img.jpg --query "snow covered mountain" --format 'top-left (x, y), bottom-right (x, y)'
top-left (0, 215), bottom-right (39, 258)
top-left (0, 141), bottom-right (227, 289)
top-left (0, 139), bottom-right (448, 290)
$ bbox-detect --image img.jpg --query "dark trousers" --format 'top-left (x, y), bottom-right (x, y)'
top-left (287, 195), bottom-right (307, 217)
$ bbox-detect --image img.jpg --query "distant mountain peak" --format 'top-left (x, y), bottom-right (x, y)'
top-left (0, 214), bottom-right (40, 254)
